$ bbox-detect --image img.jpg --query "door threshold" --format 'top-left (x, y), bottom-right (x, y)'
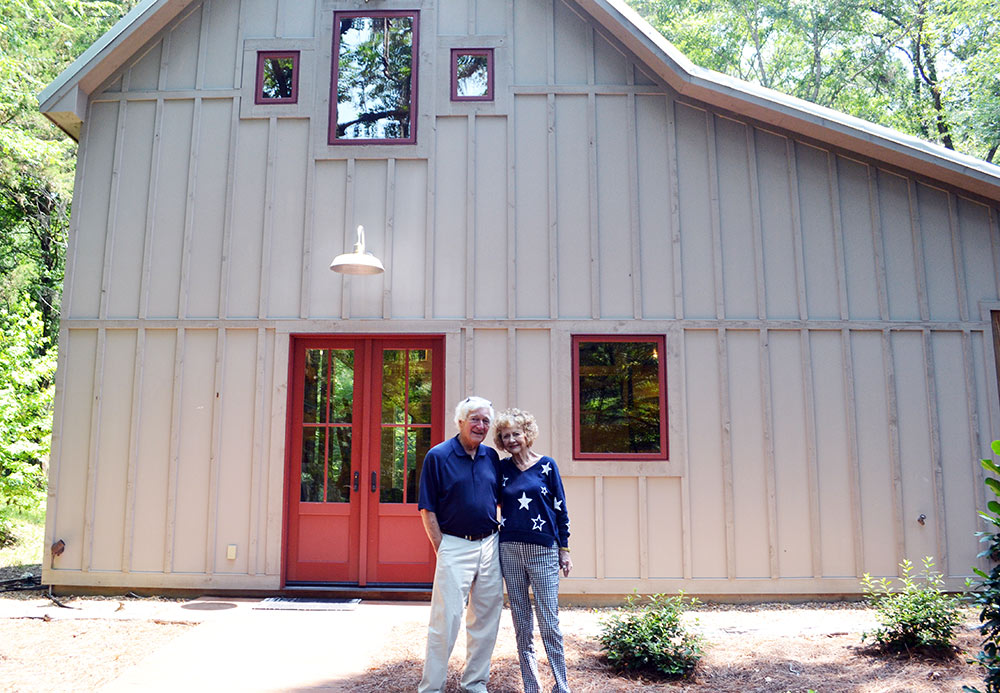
top-left (282, 582), bottom-right (432, 601)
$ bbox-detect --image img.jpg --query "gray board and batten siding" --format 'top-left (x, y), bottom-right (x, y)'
top-left (41, 0), bottom-right (1000, 595)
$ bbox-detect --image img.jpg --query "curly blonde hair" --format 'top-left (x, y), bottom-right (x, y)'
top-left (492, 408), bottom-right (540, 450)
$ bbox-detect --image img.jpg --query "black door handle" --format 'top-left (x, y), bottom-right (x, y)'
top-left (353, 471), bottom-right (359, 492)
top-left (371, 471), bottom-right (377, 493)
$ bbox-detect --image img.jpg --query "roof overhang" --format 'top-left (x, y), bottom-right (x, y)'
top-left (578, 0), bottom-right (1000, 203)
top-left (37, 0), bottom-right (193, 140)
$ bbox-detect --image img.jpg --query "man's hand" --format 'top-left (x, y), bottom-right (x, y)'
top-left (420, 509), bottom-right (443, 553)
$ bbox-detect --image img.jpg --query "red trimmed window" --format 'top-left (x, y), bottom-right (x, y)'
top-left (451, 48), bottom-right (493, 101)
top-left (572, 335), bottom-right (668, 460)
top-left (255, 51), bottom-right (299, 104)
top-left (331, 11), bottom-right (418, 144)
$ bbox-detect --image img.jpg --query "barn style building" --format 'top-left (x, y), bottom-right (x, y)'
top-left (39, 0), bottom-right (1000, 597)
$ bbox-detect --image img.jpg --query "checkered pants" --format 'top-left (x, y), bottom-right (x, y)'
top-left (499, 541), bottom-right (570, 693)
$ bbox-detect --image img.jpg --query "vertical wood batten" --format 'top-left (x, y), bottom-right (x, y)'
top-left (666, 93), bottom-right (684, 319)
top-left (800, 330), bottom-right (822, 577)
top-left (962, 328), bottom-right (987, 534)
top-left (466, 114), bottom-right (476, 319)
top-left (264, 331), bottom-right (287, 576)
top-left (991, 207), bottom-right (1000, 299)
top-left (841, 328), bottom-right (865, 575)
top-left (706, 114), bottom-right (723, 319)
top-left (759, 328), bottom-right (779, 577)
top-left (121, 328), bottom-right (147, 572)
top-left (506, 327), bottom-right (516, 406)
top-left (382, 159), bottom-right (396, 318)
top-left (674, 327), bottom-right (693, 579)
top-left (248, 327), bottom-right (267, 576)
top-left (948, 194), bottom-right (969, 322)
top-left (718, 328), bottom-right (736, 579)
top-left (299, 156), bottom-right (317, 319)
top-left (922, 328), bottom-right (948, 569)
top-left (586, 27), bottom-right (599, 319)
top-left (626, 65), bottom-right (641, 319)
top-left (594, 476), bottom-right (605, 579)
top-left (178, 97), bottom-right (204, 319)
top-left (829, 154), bottom-right (849, 321)
top-left (882, 329), bottom-right (906, 567)
top-left (638, 475), bottom-right (649, 579)
top-left (340, 158), bottom-right (356, 319)
top-left (546, 93), bottom-right (558, 319)
top-left (260, 117), bottom-right (278, 320)
top-left (545, 0), bottom-right (557, 319)
top-left (164, 328), bottom-right (186, 573)
top-left (99, 99), bottom-right (128, 321)
top-left (746, 126), bottom-right (765, 319)
top-left (204, 328), bottom-right (227, 574)
top-left (908, 180), bottom-right (930, 321)
top-left (81, 328), bottom-right (108, 572)
top-left (869, 168), bottom-right (890, 321)
top-left (138, 97), bottom-right (165, 319)
top-left (217, 94), bottom-right (239, 318)
top-left (463, 325), bottom-right (474, 397)
top-left (786, 141), bottom-right (808, 320)
top-left (44, 324), bottom-right (73, 568)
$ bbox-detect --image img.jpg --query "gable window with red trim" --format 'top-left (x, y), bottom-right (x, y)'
top-left (572, 335), bottom-right (668, 460)
top-left (255, 51), bottom-right (299, 104)
top-left (451, 48), bottom-right (493, 101)
top-left (330, 11), bottom-right (418, 144)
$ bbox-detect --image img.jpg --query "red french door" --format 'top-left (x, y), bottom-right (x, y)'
top-left (284, 335), bottom-right (444, 585)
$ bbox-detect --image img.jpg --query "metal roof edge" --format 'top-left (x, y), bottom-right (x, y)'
top-left (37, 0), bottom-right (178, 110)
top-left (589, 0), bottom-right (1000, 198)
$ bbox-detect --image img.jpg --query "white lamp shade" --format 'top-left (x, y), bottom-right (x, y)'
top-left (330, 225), bottom-right (385, 275)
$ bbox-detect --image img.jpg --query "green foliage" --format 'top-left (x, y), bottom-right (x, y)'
top-left (962, 440), bottom-right (1000, 693)
top-left (0, 295), bottom-right (56, 546)
top-left (599, 592), bottom-right (703, 678)
top-left (626, 0), bottom-right (1000, 162)
top-left (860, 556), bottom-right (963, 656)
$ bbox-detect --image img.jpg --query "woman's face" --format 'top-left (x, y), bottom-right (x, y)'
top-left (500, 426), bottom-right (529, 455)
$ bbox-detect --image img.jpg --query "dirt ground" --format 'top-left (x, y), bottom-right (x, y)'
top-left (0, 584), bottom-right (988, 692)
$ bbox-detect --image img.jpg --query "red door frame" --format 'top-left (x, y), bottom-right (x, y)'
top-left (282, 334), bottom-right (444, 586)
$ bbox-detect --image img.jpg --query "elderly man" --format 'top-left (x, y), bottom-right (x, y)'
top-left (417, 396), bottom-right (503, 693)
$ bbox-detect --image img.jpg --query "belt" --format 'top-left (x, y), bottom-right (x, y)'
top-left (449, 530), bottom-right (497, 542)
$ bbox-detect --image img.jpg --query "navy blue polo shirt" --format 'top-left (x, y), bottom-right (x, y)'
top-left (418, 435), bottom-right (500, 537)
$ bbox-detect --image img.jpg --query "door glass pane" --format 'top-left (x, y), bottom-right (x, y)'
top-left (330, 349), bottom-right (354, 423)
top-left (408, 349), bottom-right (432, 424)
top-left (408, 427), bottom-right (431, 503)
top-left (303, 349), bottom-right (328, 424)
top-left (301, 428), bottom-right (325, 502)
top-left (382, 350), bottom-right (406, 424)
top-left (380, 428), bottom-right (405, 503)
top-left (327, 426), bottom-right (352, 503)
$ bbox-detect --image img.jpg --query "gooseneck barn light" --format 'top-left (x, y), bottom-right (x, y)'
top-left (330, 225), bottom-right (385, 275)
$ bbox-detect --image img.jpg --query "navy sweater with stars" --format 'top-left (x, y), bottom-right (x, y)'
top-left (498, 455), bottom-right (570, 550)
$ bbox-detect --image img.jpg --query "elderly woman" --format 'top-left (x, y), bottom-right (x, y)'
top-left (494, 408), bottom-right (572, 693)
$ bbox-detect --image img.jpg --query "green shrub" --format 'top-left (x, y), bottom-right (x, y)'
top-left (599, 592), bottom-right (703, 678)
top-left (963, 440), bottom-right (1000, 693)
top-left (860, 556), bottom-right (963, 656)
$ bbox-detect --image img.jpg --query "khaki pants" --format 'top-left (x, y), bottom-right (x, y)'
top-left (418, 532), bottom-right (503, 693)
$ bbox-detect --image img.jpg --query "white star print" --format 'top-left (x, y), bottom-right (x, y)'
top-left (532, 514), bottom-right (547, 531)
top-left (517, 492), bottom-right (532, 510)
top-left (499, 515), bottom-right (506, 527)
top-left (540, 485), bottom-right (549, 496)
top-left (540, 461), bottom-right (552, 475)
top-left (554, 498), bottom-right (563, 511)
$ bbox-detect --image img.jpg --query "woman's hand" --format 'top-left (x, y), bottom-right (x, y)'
top-left (558, 548), bottom-right (573, 577)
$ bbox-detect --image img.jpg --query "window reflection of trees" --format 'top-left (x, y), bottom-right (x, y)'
top-left (380, 349), bottom-right (432, 503)
top-left (301, 349), bottom-right (355, 503)
top-left (578, 341), bottom-right (662, 454)
top-left (455, 53), bottom-right (489, 97)
top-left (335, 15), bottom-right (414, 140)
top-left (261, 57), bottom-right (295, 99)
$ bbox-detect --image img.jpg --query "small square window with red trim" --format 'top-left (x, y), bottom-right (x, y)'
top-left (451, 48), bottom-right (493, 102)
top-left (572, 335), bottom-right (668, 460)
top-left (256, 51), bottom-right (299, 104)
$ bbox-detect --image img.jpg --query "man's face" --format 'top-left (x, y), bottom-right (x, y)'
top-left (459, 407), bottom-right (492, 447)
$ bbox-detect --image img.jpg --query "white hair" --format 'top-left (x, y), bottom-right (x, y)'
top-left (454, 396), bottom-right (494, 429)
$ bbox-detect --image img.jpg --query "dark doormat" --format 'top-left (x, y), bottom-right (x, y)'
top-left (253, 597), bottom-right (361, 611)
